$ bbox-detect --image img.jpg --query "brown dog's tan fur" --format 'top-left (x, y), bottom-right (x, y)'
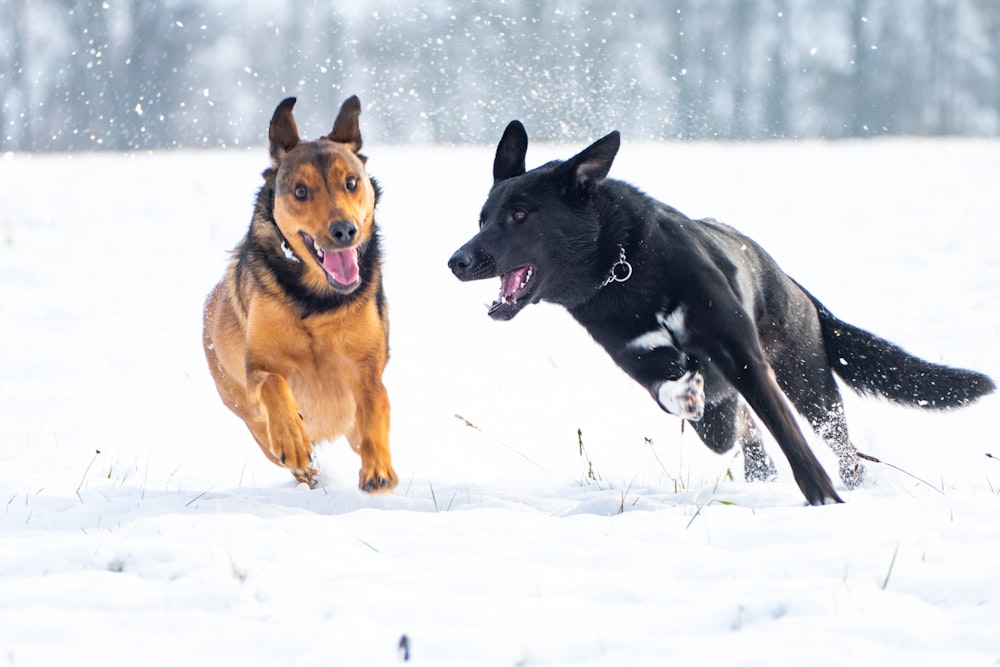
top-left (203, 96), bottom-right (397, 491)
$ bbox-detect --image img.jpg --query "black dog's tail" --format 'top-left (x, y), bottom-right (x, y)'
top-left (808, 295), bottom-right (995, 409)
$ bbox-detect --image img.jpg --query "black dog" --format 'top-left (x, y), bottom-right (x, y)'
top-left (448, 121), bottom-right (995, 505)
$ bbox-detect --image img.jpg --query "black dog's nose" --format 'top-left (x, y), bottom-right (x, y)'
top-left (448, 246), bottom-right (496, 281)
top-left (329, 220), bottom-right (357, 247)
top-left (448, 248), bottom-right (472, 278)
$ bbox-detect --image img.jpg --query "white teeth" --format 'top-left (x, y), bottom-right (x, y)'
top-left (495, 267), bottom-right (533, 308)
top-left (313, 240), bottom-right (324, 258)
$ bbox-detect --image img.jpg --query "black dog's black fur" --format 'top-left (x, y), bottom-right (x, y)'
top-left (448, 122), bottom-right (995, 505)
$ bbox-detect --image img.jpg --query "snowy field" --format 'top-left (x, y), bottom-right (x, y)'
top-left (1, 136), bottom-right (998, 666)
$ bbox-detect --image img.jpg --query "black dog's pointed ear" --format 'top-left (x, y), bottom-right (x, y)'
top-left (561, 131), bottom-right (620, 193)
top-left (493, 120), bottom-right (528, 183)
top-left (329, 95), bottom-right (364, 154)
top-left (269, 97), bottom-right (300, 163)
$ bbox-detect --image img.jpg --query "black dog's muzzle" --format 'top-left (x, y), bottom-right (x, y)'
top-left (448, 245), bottom-right (496, 281)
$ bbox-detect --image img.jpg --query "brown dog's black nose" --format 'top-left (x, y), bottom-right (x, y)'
top-left (330, 220), bottom-right (357, 247)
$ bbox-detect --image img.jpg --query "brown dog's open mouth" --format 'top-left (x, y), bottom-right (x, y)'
top-left (488, 265), bottom-right (535, 319)
top-left (301, 232), bottom-right (360, 288)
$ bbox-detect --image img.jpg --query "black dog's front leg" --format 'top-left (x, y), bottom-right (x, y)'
top-left (694, 316), bottom-right (842, 505)
top-left (613, 344), bottom-right (705, 421)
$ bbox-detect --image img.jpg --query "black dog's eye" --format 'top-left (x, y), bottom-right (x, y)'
top-left (345, 175), bottom-right (358, 192)
top-left (512, 209), bottom-right (527, 223)
top-left (293, 183), bottom-right (310, 201)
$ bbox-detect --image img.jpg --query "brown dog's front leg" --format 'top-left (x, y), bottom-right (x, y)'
top-left (248, 369), bottom-right (317, 484)
top-left (352, 380), bottom-right (397, 493)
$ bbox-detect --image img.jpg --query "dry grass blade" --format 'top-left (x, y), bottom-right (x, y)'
top-left (455, 414), bottom-right (545, 470)
top-left (857, 451), bottom-right (944, 495)
top-left (75, 449), bottom-right (101, 503)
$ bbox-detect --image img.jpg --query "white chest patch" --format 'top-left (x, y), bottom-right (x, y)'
top-left (628, 328), bottom-right (675, 351)
top-left (627, 306), bottom-right (687, 351)
top-left (657, 308), bottom-right (687, 345)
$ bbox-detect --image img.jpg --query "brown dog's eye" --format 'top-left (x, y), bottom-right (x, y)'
top-left (345, 176), bottom-right (358, 192)
top-left (293, 184), bottom-right (310, 201)
top-left (512, 209), bottom-right (526, 223)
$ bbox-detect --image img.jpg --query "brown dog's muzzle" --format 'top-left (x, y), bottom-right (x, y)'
top-left (329, 220), bottom-right (358, 248)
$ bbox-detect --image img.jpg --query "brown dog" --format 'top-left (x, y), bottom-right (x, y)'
top-left (203, 96), bottom-right (397, 492)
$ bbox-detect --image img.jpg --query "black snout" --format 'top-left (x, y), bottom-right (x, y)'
top-left (329, 220), bottom-right (358, 247)
top-left (448, 247), bottom-right (474, 279)
top-left (448, 244), bottom-right (496, 281)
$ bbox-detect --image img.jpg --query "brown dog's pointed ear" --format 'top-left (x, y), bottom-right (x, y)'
top-left (268, 97), bottom-right (300, 163)
top-left (329, 95), bottom-right (363, 153)
top-left (493, 120), bottom-right (528, 183)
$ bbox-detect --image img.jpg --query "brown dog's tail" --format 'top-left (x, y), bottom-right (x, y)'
top-left (808, 296), bottom-right (995, 409)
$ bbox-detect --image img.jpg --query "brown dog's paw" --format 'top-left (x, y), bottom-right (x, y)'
top-left (359, 465), bottom-right (398, 493)
top-left (268, 419), bottom-right (316, 484)
top-left (293, 465), bottom-right (320, 488)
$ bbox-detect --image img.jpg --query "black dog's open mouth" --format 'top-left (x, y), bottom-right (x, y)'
top-left (300, 231), bottom-right (360, 289)
top-left (488, 265), bottom-right (535, 320)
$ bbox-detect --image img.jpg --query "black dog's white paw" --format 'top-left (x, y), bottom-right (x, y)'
top-left (656, 371), bottom-right (705, 421)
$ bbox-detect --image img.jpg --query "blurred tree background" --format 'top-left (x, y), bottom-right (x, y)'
top-left (1, 0), bottom-right (997, 151)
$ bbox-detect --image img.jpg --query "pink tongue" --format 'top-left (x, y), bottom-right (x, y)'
top-left (502, 267), bottom-right (528, 297)
top-left (322, 248), bottom-right (359, 286)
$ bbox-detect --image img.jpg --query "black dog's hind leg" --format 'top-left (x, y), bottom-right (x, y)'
top-left (773, 356), bottom-right (865, 489)
top-left (802, 398), bottom-right (863, 489)
top-left (738, 406), bottom-right (777, 483)
top-left (692, 394), bottom-right (777, 483)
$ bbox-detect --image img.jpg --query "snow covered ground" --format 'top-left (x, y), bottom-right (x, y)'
top-left (0, 137), bottom-right (998, 666)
